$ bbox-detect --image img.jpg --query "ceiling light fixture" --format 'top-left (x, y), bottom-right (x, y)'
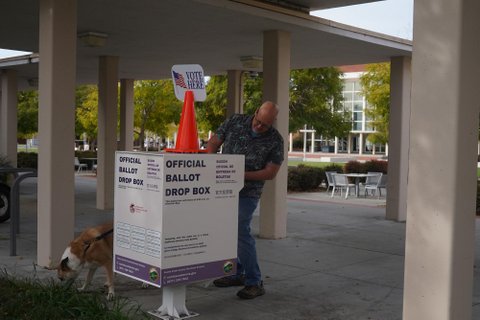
top-left (240, 56), bottom-right (263, 70)
top-left (78, 31), bottom-right (108, 47)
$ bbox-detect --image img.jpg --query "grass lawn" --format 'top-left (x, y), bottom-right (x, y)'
top-left (17, 145), bottom-right (38, 153)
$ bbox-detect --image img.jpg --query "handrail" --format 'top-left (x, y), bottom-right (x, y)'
top-left (0, 167), bottom-right (37, 256)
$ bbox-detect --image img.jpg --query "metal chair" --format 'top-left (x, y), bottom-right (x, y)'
top-left (364, 173), bottom-right (387, 198)
top-left (377, 174), bottom-right (388, 197)
top-left (325, 171), bottom-right (337, 194)
top-left (331, 173), bottom-right (355, 199)
top-left (74, 157), bottom-right (87, 173)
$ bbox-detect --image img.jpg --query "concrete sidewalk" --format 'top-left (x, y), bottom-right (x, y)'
top-left (1, 175), bottom-right (479, 319)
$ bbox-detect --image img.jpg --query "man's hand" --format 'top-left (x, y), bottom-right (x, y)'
top-left (206, 135), bottom-right (223, 154)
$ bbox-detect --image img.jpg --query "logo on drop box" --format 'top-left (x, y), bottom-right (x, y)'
top-left (223, 261), bottom-right (234, 274)
top-left (149, 267), bottom-right (159, 282)
top-left (128, 203), bottom-right (147, 214)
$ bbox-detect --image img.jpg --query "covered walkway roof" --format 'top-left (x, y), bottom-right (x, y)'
top-left (1, 0), bottom-right (411, 88)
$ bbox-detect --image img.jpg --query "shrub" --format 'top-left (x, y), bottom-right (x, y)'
top-left (287, 166), bottom-right (303, 191)
top-left (363, 160), bottom-right (388, 174)
top-left (75, 150), bottom-right (97, 158)
top-left (291, 136), bottom-right (304, 151)
top-left (344, 160), bottom-right (364, 173)
top-left (287, 165), bottom-right (324, 192)
top-left (17, 152), bottom-right (38, 169)
top-left (323, 164), bottom-right (343, 173)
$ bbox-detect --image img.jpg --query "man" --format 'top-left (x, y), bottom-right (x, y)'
top-left (206, 101), bottom-right (284, 299)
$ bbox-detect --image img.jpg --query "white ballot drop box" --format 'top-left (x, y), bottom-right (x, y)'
top-left (113, 152), bottom-right (244, 287)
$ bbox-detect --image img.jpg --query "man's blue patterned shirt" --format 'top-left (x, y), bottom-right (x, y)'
top-left (215, 113), bottom-right (284, 198)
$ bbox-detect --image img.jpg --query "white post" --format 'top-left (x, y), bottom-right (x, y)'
top-left (0, 70), bottom-right (18, 166)
top-left (310, 131), bottom-right (315, 153)
top-left (403, 0), bottom-right (479, 318)
top-left (37, 0), bottom-right (76, 267)
top-left (97, 55), bottom-right (118, 210)
top-left (347, 134), bottom-right (351, 154)
top-left (145, 132), bottom-right (149, 152)
top-left (302, 124), bottom-right (307, 161)
top-left (227, 70), bottom-right (243, 117)
top-left (289, 133), bottom-right (293, 152)
top-left (119, 78), bottom-right (134, 151)
top-left (358, 133), bottom-right (363, 155)
top-left (259, 29), bottom-right (290, 239)
top-left (386, 56), bottom-right (411, 222)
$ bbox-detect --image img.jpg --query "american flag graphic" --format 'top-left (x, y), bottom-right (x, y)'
top-left (172, 71), bottom-right (187, 88)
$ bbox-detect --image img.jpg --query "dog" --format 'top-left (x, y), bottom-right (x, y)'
top-left (57, 221), bottom-right (115, 299)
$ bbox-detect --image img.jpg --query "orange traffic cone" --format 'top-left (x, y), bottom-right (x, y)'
top-left (165, 90), bottom-right (205, 153)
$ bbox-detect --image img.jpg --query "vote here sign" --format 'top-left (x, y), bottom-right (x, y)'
top-left (171, 64), bottom-right (206, 101)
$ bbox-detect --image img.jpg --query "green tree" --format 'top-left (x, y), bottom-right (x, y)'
top-left (17, 90), bottom-right (38, 138)
top-left (242, 73), bottom-right (263, 114)
top-left (196, 73), bottom-right (264, 134)
top-left (360, 63), bottom-right (390, 144)
top-left (197, 68), bottom-right (348, 136)
top-left (134, 80), bottom-right (181, 150)
top-left (196, 75), bottom-right (228, 135)
top-left (75, 85), bottom-right (99, 149)
top-left (289, 67), bottom-right (349, 137)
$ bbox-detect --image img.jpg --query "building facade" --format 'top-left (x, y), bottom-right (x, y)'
top-left (291, 64), bottom-right (388, 156)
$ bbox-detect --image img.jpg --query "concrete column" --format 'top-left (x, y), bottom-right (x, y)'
top-left (97, 56), bottom-right (118, 210)
top-left (403, 1), bottom-right (480, 319)
top-left (259, 30), bottom-right (290, 239)
top-left (227, 70), bottom-right (243, 117)
top-left (386, 57), bottom-right (411, 221)
top-left (37, 0), bottom-right (76, 267)
top-left (0, 70), bottom-right (18, 166)
top-left (334, 137), bottom-right (338, 154)
top-left (119, 78), bottom-right (134, 151)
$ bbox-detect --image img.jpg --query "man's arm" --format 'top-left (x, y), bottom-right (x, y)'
top-left (245, 162), bottom-right (281, 181)
top-left (206, 134), bottom-right (223, 154)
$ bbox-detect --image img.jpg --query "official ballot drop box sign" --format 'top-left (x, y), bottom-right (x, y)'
top-left (113, 152), bottom-right (244, 287)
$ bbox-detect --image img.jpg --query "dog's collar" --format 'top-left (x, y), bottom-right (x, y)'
top-left (83, 228), bottom-right (113, 256)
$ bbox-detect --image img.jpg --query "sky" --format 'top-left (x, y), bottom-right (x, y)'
top-left (0, 49), bottom-right (31, 59)
top-left (312, 0), bottom-right (414, 40)
top-left (0, 0), bottom-right (413, 59)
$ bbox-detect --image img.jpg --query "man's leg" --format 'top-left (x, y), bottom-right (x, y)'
top-left (237, 196), bottom-right (261, 286)
top-left (213, 196), bottom-right (262, 290)
top-left (236, 196), bottom-right (265, 299)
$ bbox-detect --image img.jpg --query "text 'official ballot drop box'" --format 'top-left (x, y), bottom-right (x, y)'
top-left (113, 152), bottom-right (244, 287)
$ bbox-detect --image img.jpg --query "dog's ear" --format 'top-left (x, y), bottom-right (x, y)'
top-left (60, 257), bottom-right (69, 270)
